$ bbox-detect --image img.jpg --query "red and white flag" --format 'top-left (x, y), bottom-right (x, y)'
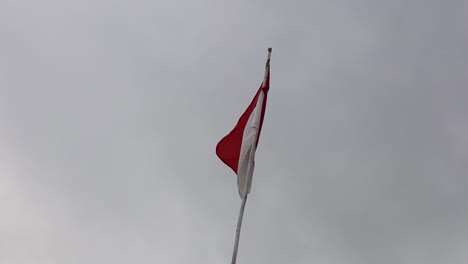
top-left (216, 49), bottom-right (271, 198)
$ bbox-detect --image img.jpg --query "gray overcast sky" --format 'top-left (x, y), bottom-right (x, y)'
top-left (1, 0), bottom-right (468, 263)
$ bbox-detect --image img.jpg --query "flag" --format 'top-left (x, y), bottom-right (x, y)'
top-left (216, 49), bottom-right (271, 198)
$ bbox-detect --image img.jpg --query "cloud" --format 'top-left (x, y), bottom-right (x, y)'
top-left (1, 0), bottom-right (467, 263)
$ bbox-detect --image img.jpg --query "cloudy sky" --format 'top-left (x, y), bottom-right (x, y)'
top-left (1, 0), bottom-right (468, 263)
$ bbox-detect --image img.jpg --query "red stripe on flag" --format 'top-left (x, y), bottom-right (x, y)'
top-left (216, 65), bottom-right (270, 174)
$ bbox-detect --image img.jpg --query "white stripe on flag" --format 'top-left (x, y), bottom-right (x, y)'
top-left (237, 90), bottom-right (265, 198)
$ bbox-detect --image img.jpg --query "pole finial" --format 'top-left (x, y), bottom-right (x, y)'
top-left (268, 47), bottom-right (272, 53)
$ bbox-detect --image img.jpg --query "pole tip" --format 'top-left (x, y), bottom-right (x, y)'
top-left (268, 47), bottom-right (272, 53)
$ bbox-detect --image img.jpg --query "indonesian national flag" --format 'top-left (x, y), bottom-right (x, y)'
top-left (216, 49), bottom-right (271, 198)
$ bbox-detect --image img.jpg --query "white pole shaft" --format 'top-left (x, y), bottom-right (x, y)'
top-left (231, 195), bottom-right (248, 264)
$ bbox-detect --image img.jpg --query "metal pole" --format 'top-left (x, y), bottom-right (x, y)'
top-left (231, 195), bottom-right (248, 264)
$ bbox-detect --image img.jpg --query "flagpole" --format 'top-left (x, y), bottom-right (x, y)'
top-left (231, 195), bottom-right (247, 264)
top-left (230, 47), bottom-right (272, 264)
